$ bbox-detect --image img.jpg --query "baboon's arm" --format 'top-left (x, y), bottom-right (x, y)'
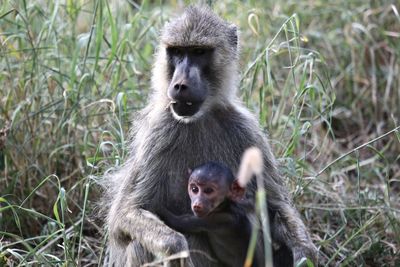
top-left (272, 204), bottom-right (318, 264)
top-left (257, 141), bottom-right (318, 264)
top-left (110, 207), bottom-right (189, 257)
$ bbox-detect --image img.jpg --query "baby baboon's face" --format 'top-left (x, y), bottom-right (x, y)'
top-left (188, 176), bottom-right (229, 218)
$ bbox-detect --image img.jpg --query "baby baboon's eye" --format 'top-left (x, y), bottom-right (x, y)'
top-left (191, 185), bottom-right (199, 194)
top-left (203, 187), bottom-right (214, 194)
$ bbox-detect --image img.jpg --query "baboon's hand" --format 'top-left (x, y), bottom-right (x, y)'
top-left (157, 231), bottom-right (189, 256)
top-left (110, 208), bottom-right (189, 257)
top-left (140, 210), bottom-right (191, 267)
top-left (293, 243), bottom-right (318, 265)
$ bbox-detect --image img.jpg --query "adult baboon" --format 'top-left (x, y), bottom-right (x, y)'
top-left (105, 6), bottom-right (317, 267)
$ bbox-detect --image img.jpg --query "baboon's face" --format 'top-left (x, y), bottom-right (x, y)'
top-left (157, 6), bottom-right (239, 122)
top-left (166, 46), bottom-right (213, 118)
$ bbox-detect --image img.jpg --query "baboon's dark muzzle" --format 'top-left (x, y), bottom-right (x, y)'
top-left (167, 56), bottom-right (207, 117)
top-left (171, 101), bottom-right (202, 117)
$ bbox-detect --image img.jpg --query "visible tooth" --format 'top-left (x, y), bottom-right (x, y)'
top-left (165, 100), bottom-right (177, 109)
top-left (186, 102), bottom-right (193, 106)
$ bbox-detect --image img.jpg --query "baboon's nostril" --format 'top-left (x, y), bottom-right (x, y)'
top-left (174, 83), bottom-right (188, 91)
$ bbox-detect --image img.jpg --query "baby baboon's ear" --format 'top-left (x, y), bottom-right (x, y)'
top-left (229, 179), bottom-right (245, 201)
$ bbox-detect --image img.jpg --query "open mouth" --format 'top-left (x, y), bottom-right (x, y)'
top-left (170, 100), bottom-right (202, 117)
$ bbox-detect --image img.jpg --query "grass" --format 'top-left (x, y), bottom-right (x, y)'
top-left (1, 0), bottom-right (399, 266)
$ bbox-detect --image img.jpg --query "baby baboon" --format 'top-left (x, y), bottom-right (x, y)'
top-left (105, 6), bottom-right (317, 267)
top-left (159, 162), bottom-right (261, 267)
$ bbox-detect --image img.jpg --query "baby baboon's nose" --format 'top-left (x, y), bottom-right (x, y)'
top-left (193, 204), bottom-right (203, 212)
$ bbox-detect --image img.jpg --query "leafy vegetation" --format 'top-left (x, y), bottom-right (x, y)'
top-left (1, 0), bottom-right (399, 266)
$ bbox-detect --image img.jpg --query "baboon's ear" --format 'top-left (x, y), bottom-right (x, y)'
top-left (229, 24), bottom-right (238, 48)
top-left (187, 168), bottom-right (193, 176)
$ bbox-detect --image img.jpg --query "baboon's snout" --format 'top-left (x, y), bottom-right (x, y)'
top-left (167, 63), bottom-right (207, 117)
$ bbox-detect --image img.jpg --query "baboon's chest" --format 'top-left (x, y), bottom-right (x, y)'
top-left (162, 128), bottom-right (243, 213)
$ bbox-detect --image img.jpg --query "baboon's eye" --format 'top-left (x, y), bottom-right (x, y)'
top-left (168, 47), bottom-right (182, 57)
top-left (193, 48), bottom-right (206, 55)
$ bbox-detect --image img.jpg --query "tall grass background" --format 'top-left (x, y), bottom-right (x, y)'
top-left (0, 0), bottom-right (399, 266)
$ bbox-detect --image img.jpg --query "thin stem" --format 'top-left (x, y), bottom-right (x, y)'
top-left (314, 125), bottom-right (400, 177)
